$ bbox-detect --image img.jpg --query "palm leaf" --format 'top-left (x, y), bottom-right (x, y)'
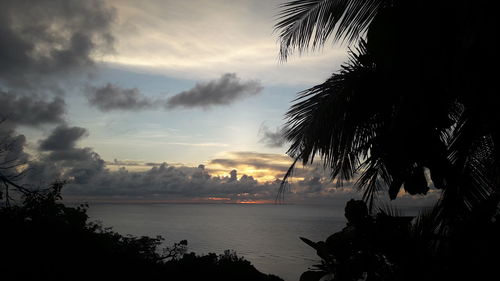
top-left (281, 40), bottom-right (396, 202)
top-left (428, 103), bottom-right (497, 225)
top-left (357, 156), bottom-right (391, 212)
top-left (275, 0), bottom-right (383, 60)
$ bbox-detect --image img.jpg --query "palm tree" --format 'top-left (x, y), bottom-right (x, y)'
top-left (275, 0), bottom-right (500, 219)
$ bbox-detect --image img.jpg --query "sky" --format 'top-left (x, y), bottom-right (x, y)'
top-left (0, 0), bottom-right (438, 205)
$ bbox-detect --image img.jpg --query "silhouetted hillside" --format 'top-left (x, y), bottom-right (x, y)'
top-left (0, 182), bottom-right (283, 281)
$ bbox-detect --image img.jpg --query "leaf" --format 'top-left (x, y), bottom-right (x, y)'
top-left (300, 236), bottom-right (318, 249)
top-left (275, 0), bottom-right (383, 60)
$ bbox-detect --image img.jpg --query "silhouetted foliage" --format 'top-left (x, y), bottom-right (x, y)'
top-left (276, 0), bottom-right (500, 226)
top-left (275, 1), bottom-right (500, 278)
top-left (165, 250), bottom-right (282, 281)
top-left (300, 199), bottom-right (500, 281)
top-left (0, 182), bottom-right (283, 281)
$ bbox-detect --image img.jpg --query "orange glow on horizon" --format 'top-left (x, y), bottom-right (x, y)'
top-left (207, 197), bottom-right (231, 201)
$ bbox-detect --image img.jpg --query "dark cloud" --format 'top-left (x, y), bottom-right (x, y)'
top-left (166, 73), bottom-right (263, 109)
top-left (16, 127), bottom-right (435, 204)
top-left (0, 0), bottom-right (116, 193)
top-left (26, 125), bottom-right (104, 186)
top-left (26, 148), bottom-right (105, 186)
top-left (63, 163), bottom-right (273, 200)
top-left (259, 125), bottom-right (286, 148)
top-left (58, 160), bottom-right (365, 204)
top-left (0, 0), bottom-right (115, 88)
top-left (19, 129), bottom-right (355, 202)
top-left (10, 122), bottom-right (435, 204)
top-left (0, 91), bottom-right (66, 128)
top-left (19, 135), bottom-right (347, 202)
top-left (86, 73), bottom-right (263, 112)
top-left (229, 169), bottom-right (238, 182)
top-left (39, 125), bottom-right (87, 151)
top-left (86, 83), bottom-right (156, 111)
top-left (21, 133), bottom-right (283, 200)
top-left (106, 159), bottom-right (151, 167)
top-left (0, 0), bottom-right (115, 131)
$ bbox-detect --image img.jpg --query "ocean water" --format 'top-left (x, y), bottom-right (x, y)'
top-left (86, 203), bottom-right (347, 281)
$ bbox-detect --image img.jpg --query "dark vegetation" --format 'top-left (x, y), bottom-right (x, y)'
top-left (274, 0), bottom-right (500, 280)
top-left (0, 182), bottom-right (282, 281)
top-left (300, 199), bottom-right (500, 281)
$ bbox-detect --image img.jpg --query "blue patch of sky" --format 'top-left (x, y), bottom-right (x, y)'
top-left (64, 65), bottom-right (311, 164)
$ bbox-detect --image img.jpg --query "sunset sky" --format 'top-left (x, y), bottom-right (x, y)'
top-left (0, 0), bottom-right (437, 205)
top-left (71, 0), bottom-right (347, 165)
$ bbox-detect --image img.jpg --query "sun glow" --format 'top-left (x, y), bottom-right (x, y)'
top-left (207, 197), bottom-right (231, 201)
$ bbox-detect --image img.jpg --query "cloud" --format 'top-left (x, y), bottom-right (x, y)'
top-left (3, 119), bottom-right (434, 206)
top-left (59, 160), bottom-right (362, 204)
top-left (86, 73), bottom-right (263, 111)
top-left (259, 125), bottom-right (286, 148)
top-left (166, 73), bottom-right (263, 109)
top-left (0, 91), bottom-right (66, 128)
top-left (0, 0), bottom-right (115, 88)
top-left (24, 146), bottom-right (438, 205)
top-left (26, 125), bottom-right (104, 186)
top-left (0, 0), bottom-right (115, 138)
top-left (21, 134), bottom-right (350, 203)
top-left (39, 125), bottom-right (88, 151)
top-left (104, 0), bottom-right (347, 85)
top-left (209, 158), bottom-right (289, 175)
top-left (85, 83), bottom-right (156, 111)
top-left (209, 151), bottom-right (292, 174)
top-left (0, 0), bottom-right (116, 192)
top-left (64, 163), bottom-right (269, 199)
top-left (10, 121), bottom-right (434, 205)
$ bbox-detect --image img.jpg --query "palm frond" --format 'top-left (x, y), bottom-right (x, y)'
top-left (377, 202), bottom-right (403, 217)
top-left (284, 41), bottom-right (381, 178)
top-left (281, 40), bottom-right (398, 203)
top-left (437, 106), bottom-right (497, 219)
top-left (277, 158), bottom-right (298, 203)
top-left (275, 0), bottom-right (383, 60)
top-left (357, 156), bottom-right (391, 212)
top-left (411, 205), bottom-right (443, 250)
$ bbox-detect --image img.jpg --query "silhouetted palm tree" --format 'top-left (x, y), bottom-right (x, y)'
top-left (276, 0), bottom-right (499, 220)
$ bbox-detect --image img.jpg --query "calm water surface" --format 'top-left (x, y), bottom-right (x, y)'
top-left (86, 203), bottom-right (346, 281)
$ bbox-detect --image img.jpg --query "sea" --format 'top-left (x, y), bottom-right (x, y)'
top-left (86, 203), bottom-right (347, 281)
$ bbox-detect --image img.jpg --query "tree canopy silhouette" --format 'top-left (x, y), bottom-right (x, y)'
top-left (276, 2), bottom-right (500, 279)
top-left (276, 0), bottom-right (500, 220)
top-left (0, 181), bottom-right (283, 281)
